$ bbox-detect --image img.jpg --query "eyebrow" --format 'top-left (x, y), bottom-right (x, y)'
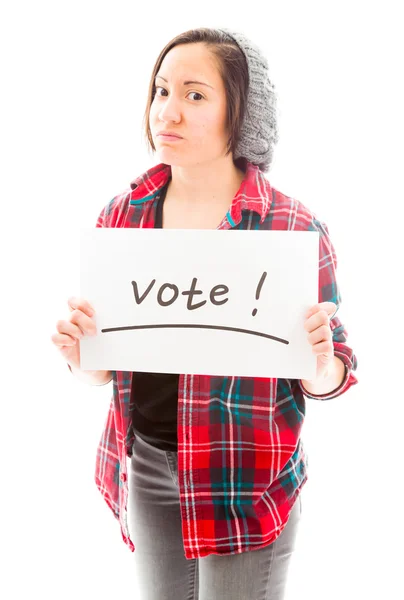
top-left (155, 75), bottom-right (214, 89)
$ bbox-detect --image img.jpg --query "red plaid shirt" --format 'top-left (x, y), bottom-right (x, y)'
top-left (90, 160), bottom-right (358, 558)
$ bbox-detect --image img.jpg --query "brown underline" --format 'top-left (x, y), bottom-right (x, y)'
top-left (101, 324), bottom-right (289, 344)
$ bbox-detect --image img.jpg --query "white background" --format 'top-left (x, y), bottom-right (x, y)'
top-left (1, 1), bottom-right (402, 598)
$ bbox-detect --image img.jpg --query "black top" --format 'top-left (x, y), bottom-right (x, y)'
top-left (130, 181), bottom-right (180, 452)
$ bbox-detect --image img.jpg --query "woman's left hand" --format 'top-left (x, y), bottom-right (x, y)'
top-left (304, 301), bottom-right (337, 379)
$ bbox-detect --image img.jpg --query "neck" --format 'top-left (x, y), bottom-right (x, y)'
top-left (167, 155), bottom-right (245, 206)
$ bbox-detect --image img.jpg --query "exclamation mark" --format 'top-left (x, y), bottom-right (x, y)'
top-left (252, 271), bottom-right (267, 316)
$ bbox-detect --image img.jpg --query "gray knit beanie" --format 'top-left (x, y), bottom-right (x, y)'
top-left (217, 28), bottom-right (279, 172)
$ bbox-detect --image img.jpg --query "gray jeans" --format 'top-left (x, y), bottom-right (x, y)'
top-left (127, 434), bottom-right (302, 600)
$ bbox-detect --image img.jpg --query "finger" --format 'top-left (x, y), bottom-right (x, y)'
top-left (307, 324), bottom-right (332, 346)
top-left (324, 301), bottom-right (337, 317)
top-left (306, 302), bottom-right (336, 319)
top-left (69, 310), bottom-right (97, 336)
top-left (56, 319), bottom-right (85, 339)
top-left (51, 332), bottom-right (78, 347)
top-left (311, 340), bottom-right (333, 355)
top-left (304, 310), bottom-right (330, 332)
top-left (68, 296), bottom-right (95, 317)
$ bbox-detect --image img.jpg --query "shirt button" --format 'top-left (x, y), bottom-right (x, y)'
top-left (120, 473), bottom-right (127, 482)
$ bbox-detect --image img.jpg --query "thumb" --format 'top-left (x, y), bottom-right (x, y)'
top-left (325, 301), bottom-right (338, 319)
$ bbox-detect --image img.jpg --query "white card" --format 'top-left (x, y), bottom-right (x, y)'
top-left (79, 228), bottom-right (319, 379)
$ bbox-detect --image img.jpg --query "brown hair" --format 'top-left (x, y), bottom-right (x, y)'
top-left (142, 28), bottom-right (249, 168)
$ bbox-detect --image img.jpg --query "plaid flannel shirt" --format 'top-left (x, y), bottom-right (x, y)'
top-left (88, 160), bottom-right (358, 558)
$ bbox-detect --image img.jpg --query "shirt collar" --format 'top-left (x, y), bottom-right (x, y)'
top-left (129, 160), bottom-right (273, 224)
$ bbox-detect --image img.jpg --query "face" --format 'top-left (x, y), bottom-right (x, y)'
top-left (149, 43), bottom-right (230, 167)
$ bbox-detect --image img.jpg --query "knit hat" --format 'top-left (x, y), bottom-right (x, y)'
top-left (217, 28), bottom-right (279, 172)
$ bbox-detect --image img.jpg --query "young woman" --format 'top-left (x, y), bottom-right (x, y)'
top-left (51, 27), bottom-right (358, 600)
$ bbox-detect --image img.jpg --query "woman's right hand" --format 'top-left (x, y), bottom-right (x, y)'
top-left (51, 297), bottom-right (97, 371)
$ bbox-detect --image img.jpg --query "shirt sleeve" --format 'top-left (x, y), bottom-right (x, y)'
top-left (96, 197), bottom-right (116, 228)
top-left (297, 219), bottom-right (358, 401)
top-left (95, 190), bottom-right (129, 229)
top-left (96, 205), bottom-right (106, 228)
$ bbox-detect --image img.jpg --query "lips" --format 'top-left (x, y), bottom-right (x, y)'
top-left (157, 132), bottom-right (183, 139)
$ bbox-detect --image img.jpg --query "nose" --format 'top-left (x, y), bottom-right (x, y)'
top-left (158, 92), bottom-right (181, 124)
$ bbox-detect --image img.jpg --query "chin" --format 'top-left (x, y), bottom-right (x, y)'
top-left (155, 150), bottom-right (195, 168)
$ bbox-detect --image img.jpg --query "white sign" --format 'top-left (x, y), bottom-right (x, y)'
top-left (79, 229), bottom-right (319, 379)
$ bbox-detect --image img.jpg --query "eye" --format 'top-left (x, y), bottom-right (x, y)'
top-left (154, 86), bottom-right (204, 101)
top-left (155, 86), bottom-right (168, 97)
top-left (187, 91), bottom-right (204, 101)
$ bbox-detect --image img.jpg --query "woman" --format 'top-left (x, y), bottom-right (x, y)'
top-left (51, 28), bottom-right (358, 599)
